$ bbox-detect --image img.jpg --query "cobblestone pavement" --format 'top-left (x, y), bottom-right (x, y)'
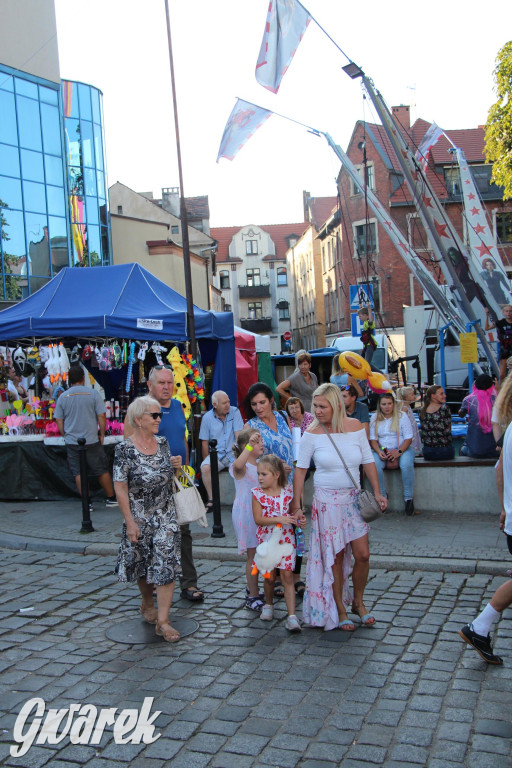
top-left (1, 548), bottom-right (512, 767)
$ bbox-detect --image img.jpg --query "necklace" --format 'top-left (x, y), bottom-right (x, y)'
top-left (133, 432), bottom-right (156, 453)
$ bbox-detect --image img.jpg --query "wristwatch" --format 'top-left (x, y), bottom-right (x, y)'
top-left (398, 449), bottom-right (403, 454)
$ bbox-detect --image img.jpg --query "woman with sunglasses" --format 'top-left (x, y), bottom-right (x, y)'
top-left (114, 395), bottom-right (182, 643)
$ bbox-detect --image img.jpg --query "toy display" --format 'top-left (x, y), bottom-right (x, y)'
top-left (338, 351), bottom-right (392, 394)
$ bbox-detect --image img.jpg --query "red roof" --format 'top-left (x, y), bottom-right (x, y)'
top-left (308, 197), bottom-right (338, 228)
top-left (185, 195), bottom-right (210, 219)
top-left (211, 222), bottom-right (308, 263)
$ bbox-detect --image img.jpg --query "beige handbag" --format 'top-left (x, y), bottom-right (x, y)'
top-left (172, 470), bottom-right (208, 528)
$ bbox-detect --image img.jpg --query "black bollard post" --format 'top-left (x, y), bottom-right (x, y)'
top-left (78, 437), bottom-right (94, 533)
top-left (209, 438), bottom-right (225, 538)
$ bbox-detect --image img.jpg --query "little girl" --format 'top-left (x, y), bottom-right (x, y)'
top-left (230, 428), bottom-right (265, 611)
top-left (252, 454), bottom-right (306, 633)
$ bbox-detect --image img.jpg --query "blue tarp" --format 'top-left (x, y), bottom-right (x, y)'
top-left (0, 263), bottom-right (237, 402)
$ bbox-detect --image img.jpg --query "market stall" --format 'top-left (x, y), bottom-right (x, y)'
top-left (0, 263), bottom-right (237, 500)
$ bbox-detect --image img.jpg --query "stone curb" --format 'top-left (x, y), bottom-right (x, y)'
top-left (1, 532), bottom-right (509, 576)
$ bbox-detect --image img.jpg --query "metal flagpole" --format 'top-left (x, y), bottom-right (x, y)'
top-left (164, 0), bottom-right (197, 359)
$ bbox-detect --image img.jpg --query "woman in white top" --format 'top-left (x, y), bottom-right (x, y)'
top-left (369, 394), bottom-right (415, 515)
top-left (292, 383), bottom-right (387, 632)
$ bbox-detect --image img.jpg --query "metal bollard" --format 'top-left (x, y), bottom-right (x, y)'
top-left (78, 437), bottom-right (94, 533)
top-left (208, 438), bottom-right (225, 538)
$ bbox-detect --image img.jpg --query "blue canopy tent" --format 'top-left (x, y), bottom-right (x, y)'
top-left (0, 263), bottom-right (237, 402)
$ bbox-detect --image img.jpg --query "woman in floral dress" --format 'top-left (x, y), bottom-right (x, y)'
top-left (292, 383), bottom-right (387, 632)
top-left (419, 386), bottom-right (454, 461)
top-left (114, 395), bottom-right (182, 643)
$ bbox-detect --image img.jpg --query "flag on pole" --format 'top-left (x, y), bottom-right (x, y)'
top-left (415, 122), bottom-right (444, 170)
top-left (216, 99), bottom-right (272, 162)
top-left (255, 0), bottom-right (311, 94)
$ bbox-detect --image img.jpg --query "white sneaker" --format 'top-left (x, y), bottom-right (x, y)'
top-left (285, 614), bottom-right (302, 633)
top-left (261, 604), bottom-right (274, 621)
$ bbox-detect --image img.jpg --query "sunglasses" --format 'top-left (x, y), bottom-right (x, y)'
top-left (150, 365), bottom-right (173, 372)
top-left (144, 412), bottom-right (162, 420)
top-left (340, 385), bottom-right (351, 391)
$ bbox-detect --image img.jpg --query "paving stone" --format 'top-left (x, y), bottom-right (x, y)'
top-left (471, 734), bottom-right (511, 755)
top-left (258, 747), bottom-right (302, 767)
top-left (474, 719), bottom-right (512, 738)
top-left (467, 752), bottom-right (511, 768)
top-left (344, 744), bottom-right (388, 763)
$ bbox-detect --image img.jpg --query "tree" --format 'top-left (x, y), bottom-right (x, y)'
top-left (0, 200), bottom-right (22, 301)
top-left (485, 41), bottom-right (512, 200)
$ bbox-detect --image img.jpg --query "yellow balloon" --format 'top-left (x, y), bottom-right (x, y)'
top-left (338, 351), bottom-right (371, 380)
top-left (367, 371), bottom-right (392, 393)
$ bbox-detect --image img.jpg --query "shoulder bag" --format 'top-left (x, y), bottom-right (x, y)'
top-left (173, 469), bottom-right (208, 528)
top-left (320, 424), bottom-right (383, 523)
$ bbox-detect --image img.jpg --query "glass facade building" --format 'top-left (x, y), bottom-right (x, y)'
top-left (0, 65), bottom-right (111, 302)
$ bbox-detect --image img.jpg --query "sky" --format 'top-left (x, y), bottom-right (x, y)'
top-left (54, 0), bottom-right (512, 228)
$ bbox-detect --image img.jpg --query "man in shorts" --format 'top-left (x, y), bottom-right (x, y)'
top-left (199, 390), bottom-right (243, 512)
top-left (54, 365), bottom-right (117, 506)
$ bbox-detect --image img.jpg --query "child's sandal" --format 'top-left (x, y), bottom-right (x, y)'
top-left (245, 595), bottom-right (264, 612)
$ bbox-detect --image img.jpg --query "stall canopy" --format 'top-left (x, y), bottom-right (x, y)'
top-left (234, 326), bottom-right (277, 411)
top-left (0, 263), bottom-right (237, 401)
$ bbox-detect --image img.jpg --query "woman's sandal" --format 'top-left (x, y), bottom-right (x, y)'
top-left (294, 581), bottom-right (306, 599)
top-left (205, 499), bottom-right (214, 513)
top-left (156, 622), bottom-right (180, 643)
top-left (338, 619), bottom-right (355, 631)
top-left (274, 580), bottom-right (285, 598)
top-left (140, 604), bottom-right (158, 625)
top-left (351, 604), bottom-right (376, 626)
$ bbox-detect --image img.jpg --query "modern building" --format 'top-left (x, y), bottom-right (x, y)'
top-left (211, 222), bottom-right (306, 354)
top-left (0, 0), bottom-right (111, 305)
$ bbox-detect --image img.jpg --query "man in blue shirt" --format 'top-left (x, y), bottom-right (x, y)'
top-left (199, 391), bottom-right (243, 510)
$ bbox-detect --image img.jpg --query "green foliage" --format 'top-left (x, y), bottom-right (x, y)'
top-left (485, 41), bottom-right (512, 200)
top-left (0, 199), bottom-right (22, 301)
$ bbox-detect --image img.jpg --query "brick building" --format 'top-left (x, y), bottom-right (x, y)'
top-left (333, 105), bottom-right (512, 336)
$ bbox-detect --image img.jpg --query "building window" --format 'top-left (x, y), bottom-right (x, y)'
top-left (246, 268), bottom-right (261, 286)
top-left (171, 224), bottom-right (179, 234)
top-left (248, 301), bottom-right (262, 318)
top-left (351, 164), bottom-right (375, 195)
top-left (246, 239), bottom-right (258, 255)
top-left (407, 213), bottom-right (431, 251)
top-left (497, 212), bottom-right (512, 243)
top-left (444, 167), bottom-right (461, 197)
top-left (117, 205), bottom-right (123, 215)
top-left (219, 270), bottom-right (230, 289)
top-left (277, 267), bottom-right (287, 286)
top-left (278, 301), bottom-right (290, 320)
top-left (224, 304), bottom-right (232, 312)
top-left (354, 222), bottom-right (377, 256)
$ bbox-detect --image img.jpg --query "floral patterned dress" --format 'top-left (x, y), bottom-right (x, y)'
top-left (252, 487), bottom-right (295, 571)
top-left (289, 411), bottom-right (314, 436)
top-left (114, 436), bottom-right (181, 586)
top-left (247, 411), bottom-right (294, 480)
top-left (419, 404), bottom-right (452, 447)
top-left (229, 461), bottom-right (259, 554)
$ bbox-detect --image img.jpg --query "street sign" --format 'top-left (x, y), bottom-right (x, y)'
top-left (283, 330), bottom-right (292, 341)
top-left (351, 313), bottom-right (362, 337)
top-left (350, 284), bottom-right (374, 310)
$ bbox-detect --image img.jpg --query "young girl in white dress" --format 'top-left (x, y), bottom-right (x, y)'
top-left (230, 428), bottom-right (265, 611)
top-left (252, 455), bottom-right (306, 632)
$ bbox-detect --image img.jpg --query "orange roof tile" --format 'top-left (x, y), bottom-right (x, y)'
top-left (211, 222), bottom-right (308, 263)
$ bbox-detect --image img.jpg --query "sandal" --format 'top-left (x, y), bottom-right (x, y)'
top-left (338, 619), bottom-right (355, 631)
top-left (274, 580), bottom-right (285, 599)
top-left (156, 622), bottom-right (180, 643)
top-left (205, 500), bottom-right (214, 513)
top-left (181, 587), bottom-right (204, 602)
top-left (245, 595), bottom-right (264, 612)
top-left (140, 604), bottom-right (158, 625)
top-left (351, 603), bottom-right (376, 626)
top-left (294, 580), bottom-right (306, 599)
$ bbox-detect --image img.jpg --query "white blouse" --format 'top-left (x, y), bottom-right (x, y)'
top-left (369, 412), bottom-right (413, 451)
top-left (297, 429), bottom-right (374, 490)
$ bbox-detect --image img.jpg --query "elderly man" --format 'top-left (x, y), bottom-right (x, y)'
top-left (124, 365), bottom-right (204, 602)
top-left (199, 390), bottom-right (243, 511)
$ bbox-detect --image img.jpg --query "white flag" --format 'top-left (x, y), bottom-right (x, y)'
top-left (255, 0), bottom-right (311, 94)
top-left (216, 99), bottom-right (272, 162)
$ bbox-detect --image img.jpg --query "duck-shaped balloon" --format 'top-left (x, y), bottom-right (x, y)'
top-left (251, 524), bottom-right (294, 579)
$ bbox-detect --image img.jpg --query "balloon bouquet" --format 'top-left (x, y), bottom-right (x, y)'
top-left (337, 351), bottom-right (392, 394)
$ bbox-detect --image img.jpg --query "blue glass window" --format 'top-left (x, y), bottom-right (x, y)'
top-left (21, 149), bottom-right (44, 183)
top-left (78, 84), bottom-right (92, 120)
top-left (45, 154), bottom-right (64, 186)
top-left (47, 185), bottom-right (65, 217)
top-left (62, 81), bottom-right (78, 118)
top-left (0, 143), bottom-right (20, 177)
top-left (23, 180), bottom-right (46, 214)
top-left (81, 120), bottom-right (94, 167)
top-left (101, 225), bottom-right (110, 265)
top-left (41, 103), bottom-right (61, 155)
top-left (1, 209), bottom-right (26, 257)
top-left (0, 72), bottom-right (14, 92)
top-left (84, 168), bottom-right (97, 196)
top-left (68, 167), bottom-right (84, 196)
top-left (29, 275), bottom-right (50, 294)
top-left (87, 224), bottom-right (101, 265)
top-left (39, 86), bottom-right (58, 105)
top-left (0, 176), bottom-right (23, 210)
top-left (48, 216), bottom-right (68, 273)
top-left (25, 213), bottom-right (50, 275)
top-left (93, 123), bottom-right (104, 171)
top-left (15, 78), bottom-right (38, 99)
top-left (96, 169), bottom-right (106, 201)
top-left (17, 96), bottom-right (42, 151)
top-left (0, 91), bottom-right (17, 145)
top-left (4, 275), bottom-right (23, 301)
top-left (85, 196), bottom-right (99, 225)
top-left (65, 118), bottom-right (81, 165)
top-left (91, 88), bottom-right (101, 124)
